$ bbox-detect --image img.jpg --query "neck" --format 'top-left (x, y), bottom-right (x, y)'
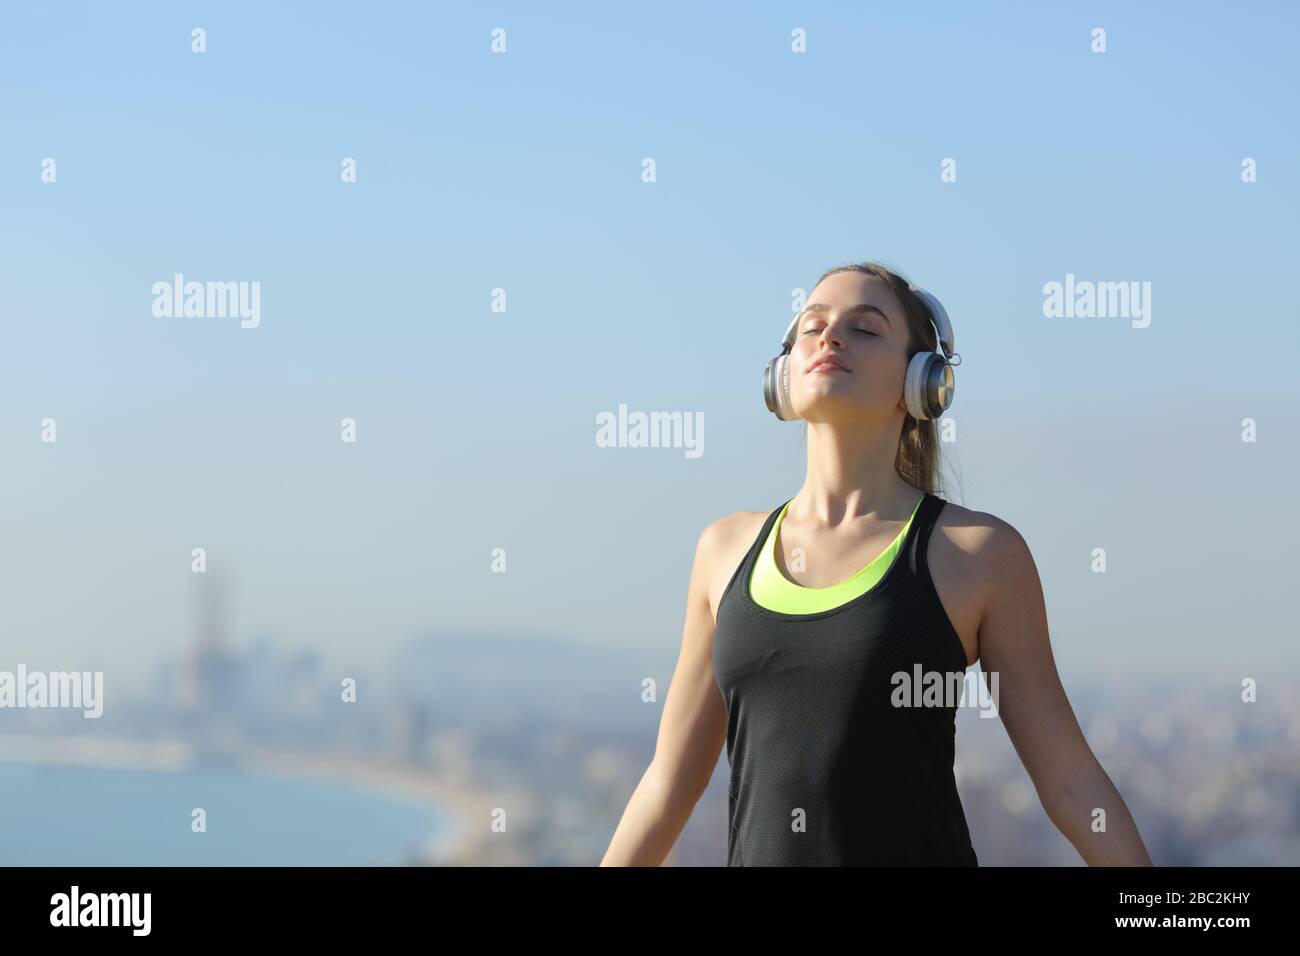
top-left (794, 418), bottom-right (920, 525)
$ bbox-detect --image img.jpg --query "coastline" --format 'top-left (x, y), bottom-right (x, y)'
top-left (239, 746), bottom-right (498, 865)
top-left (0, 732), bottom-right (501, 865)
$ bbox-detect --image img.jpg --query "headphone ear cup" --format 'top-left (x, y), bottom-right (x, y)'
top-left (763, 356), bottom-right (779, 416)
top-left (903, 352), bottom-right (927, 419)
top-left (763, 353), bottom-right (798, 420)
top-left (777, 355), bottom-right (794, 420)
top-left (905, 351), bottom-right (955, 420)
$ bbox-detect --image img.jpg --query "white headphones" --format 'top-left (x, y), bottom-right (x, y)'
top-left (762, 282), bottom-right (960, 421)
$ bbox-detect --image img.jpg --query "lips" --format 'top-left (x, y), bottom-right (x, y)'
top-left (808, 357), bottom-right (849, 373)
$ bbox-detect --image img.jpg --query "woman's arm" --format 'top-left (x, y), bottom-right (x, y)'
top-left (977, 520), bottom-right (1154, 866)
top-left (600, 518), bottom-right (731, 866)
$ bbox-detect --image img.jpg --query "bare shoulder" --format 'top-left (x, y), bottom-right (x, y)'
top-left (930, 498), bottom-right (1039, 617)
top-left (696, 508), bottom-right (771, 624)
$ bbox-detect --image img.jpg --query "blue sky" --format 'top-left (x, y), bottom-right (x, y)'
top-left (1, 1), bottom-right (1297, 688)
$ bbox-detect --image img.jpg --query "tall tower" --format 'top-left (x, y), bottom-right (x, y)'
top-left (182, 568), bottom-right (234, 715)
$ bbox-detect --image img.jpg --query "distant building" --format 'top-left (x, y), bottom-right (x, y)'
top-left (180, 570), bottom-right (244, 721)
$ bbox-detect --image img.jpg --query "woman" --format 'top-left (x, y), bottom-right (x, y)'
top-left (601, 261), bottom-right (1152, 866)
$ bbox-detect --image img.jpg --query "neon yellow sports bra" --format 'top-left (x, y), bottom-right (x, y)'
top-left (748, 494), bottom-right (926, 614)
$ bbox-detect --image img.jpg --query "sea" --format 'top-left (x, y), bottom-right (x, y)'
top-left (0, 761), bottom-right (453, 866)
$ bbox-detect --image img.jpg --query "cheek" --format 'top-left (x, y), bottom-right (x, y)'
top-left (860, 347), bottom-right (907, 386)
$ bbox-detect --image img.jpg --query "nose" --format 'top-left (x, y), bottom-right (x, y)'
top-left (817, 325), bottom-right (844, 349)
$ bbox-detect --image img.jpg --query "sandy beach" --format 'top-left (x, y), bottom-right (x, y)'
top-left (238, 746), bottom-right (510, 865)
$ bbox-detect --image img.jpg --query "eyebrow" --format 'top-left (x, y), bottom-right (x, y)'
top-left (797, 302), bottom-right (893, 328)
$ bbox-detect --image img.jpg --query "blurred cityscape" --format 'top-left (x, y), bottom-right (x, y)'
top-left (2, 573), bottom-right (1299, 866)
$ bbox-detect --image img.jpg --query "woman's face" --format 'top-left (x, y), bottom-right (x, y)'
top-left (788, 272), bottom-right (912, 423)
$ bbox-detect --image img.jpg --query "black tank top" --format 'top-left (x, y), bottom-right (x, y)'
top-left (712, 492), bottom-right (979, 866)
